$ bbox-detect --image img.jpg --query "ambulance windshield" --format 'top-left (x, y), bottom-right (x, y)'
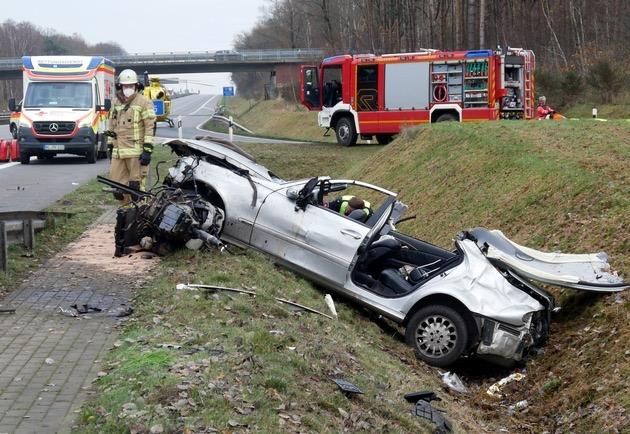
top-left (24, 82), bottom-right (93, 109)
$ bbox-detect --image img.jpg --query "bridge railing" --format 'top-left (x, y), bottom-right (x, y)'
top-left (0, 49), bottom-right (325, 70)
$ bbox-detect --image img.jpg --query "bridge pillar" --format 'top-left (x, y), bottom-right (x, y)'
top-left (264, 70), bottom-right (277, 100)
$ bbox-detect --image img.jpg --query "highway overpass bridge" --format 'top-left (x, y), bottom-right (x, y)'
top-left (0, 49), bottom-right (325, 80)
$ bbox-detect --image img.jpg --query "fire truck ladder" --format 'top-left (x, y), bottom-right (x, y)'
top-left (523, 51), bottom-right (535, 119)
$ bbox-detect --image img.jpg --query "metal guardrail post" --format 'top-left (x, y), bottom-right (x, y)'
top-left (23, 219), bottom-right (35, 252)
top-left (0, 221), bottom-right (7, 273)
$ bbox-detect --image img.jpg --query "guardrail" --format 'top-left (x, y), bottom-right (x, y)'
top-left (0, 112), bottom-right (9, 126)
top-left (0, 49), bottom-right (325, 70)
top-left (0, 211), bottom-right (73, 273)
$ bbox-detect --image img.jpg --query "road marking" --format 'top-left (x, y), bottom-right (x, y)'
top-left (190, 95), bottom-right (218, 115)
top-left (0, 162), bottom-right (19, 170)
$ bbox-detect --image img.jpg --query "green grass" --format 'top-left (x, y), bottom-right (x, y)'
top-left (70, 120), bottom-right (629, 433)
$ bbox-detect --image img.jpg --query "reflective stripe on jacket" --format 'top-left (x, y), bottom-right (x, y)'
top-left (107, 93), bottom-right (156, 158)
top-left (338, 195), bottom-right (372, 218)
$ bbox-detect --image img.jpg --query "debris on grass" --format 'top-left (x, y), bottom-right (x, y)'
top-left (324, 293), bottom-right (338, 318)
top-left (176, 283), bottom-right (256, 296)
top-left (486, 372), bottom-right (526, 398)
top-left (275, 297), bottom-right (333, 319)
top-left (441, 372), bottom-right (467, 394)
top-left (332, 378), bottom-right (364, 396)
top-left (412, 399), bottom-right (452, 433)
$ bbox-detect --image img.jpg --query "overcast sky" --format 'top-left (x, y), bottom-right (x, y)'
top-left (6, 0), bottom-right (269, 92)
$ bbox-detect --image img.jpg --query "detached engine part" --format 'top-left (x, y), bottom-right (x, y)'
top-left (114, 188), bottom-right (224, 257)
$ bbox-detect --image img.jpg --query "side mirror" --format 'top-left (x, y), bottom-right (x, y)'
top-left (287, 188), bottom-right (299, 200)
top-left (102, 99), bottom-right (112, 111)
top-left (8, 98), bottom-right (16, 112)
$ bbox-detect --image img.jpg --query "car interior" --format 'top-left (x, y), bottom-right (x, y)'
top-left (351, 231), bottom-right (463, 298)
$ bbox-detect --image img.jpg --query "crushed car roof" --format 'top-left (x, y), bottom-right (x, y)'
top-left (163, 138), bottom-right (282, 182)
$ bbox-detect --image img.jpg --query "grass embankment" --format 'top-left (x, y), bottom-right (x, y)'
top-left (75, 142), bottom-right (474, 433)
top-left (346, 120), bottom-right (630, 432)
top-left (203, 97), bottom-right (337, 143)
top-left (75, 121), bottom-right (628, 433)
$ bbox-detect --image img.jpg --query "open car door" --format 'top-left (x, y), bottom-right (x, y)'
top-left (467, 228), bottom-right (628, 292)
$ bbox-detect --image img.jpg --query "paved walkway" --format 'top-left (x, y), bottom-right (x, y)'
top-left (0, 213), bottom-right (157, 433)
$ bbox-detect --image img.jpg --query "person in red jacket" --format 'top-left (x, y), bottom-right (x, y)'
top-left (537, 96), bottom-right (555, 119)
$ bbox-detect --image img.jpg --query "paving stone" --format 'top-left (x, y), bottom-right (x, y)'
top-left (0, 221), bottom-right (158, 433)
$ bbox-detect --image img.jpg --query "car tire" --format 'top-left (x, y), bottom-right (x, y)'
top-left (405, 304), bottom-right (468, 367)
top-left (19, 151), bottom-right (30, 165)
top-left (376, 134), bottom-right (394, 145)
top-left (10, 124), bottom-right (17, 139)
top-left (335, 117), bottom-right (357, 147)
top-left (86, 143), bottom-right (97, 164)
top-left (436, 113), bottom-right (458, 122)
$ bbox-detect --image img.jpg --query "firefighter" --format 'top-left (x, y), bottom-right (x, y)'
top-left (327, 195), bottom-right (372, 222)
top-left (106, 69), bottom-right (156, 203)
top-left (536, 96), bottom-right (555, 120)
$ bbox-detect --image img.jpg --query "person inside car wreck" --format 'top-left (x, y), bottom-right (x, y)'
top-left (326, 195), bottom-right (373, 222)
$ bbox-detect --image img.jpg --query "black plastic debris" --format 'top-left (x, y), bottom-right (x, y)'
top-left (404, 390), bottom-right (440, 403)
top-left (413, 400), bottom-right (452, 433)
top-left (332, 378), bottom-right (363, 396)
top-left (70, 304), bottom-right (102, 314)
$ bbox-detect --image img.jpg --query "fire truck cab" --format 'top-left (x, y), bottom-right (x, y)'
top-left (301, 48), bottom-right (535, 146)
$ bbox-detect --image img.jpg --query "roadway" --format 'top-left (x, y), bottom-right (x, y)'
top-left (0, 94), bottom-right (297, 212)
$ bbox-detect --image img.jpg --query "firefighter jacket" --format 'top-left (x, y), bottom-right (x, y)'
top-left (329, 195), bottom-right (372, 219)
top-left (107, 92), bottom-right (156, 159)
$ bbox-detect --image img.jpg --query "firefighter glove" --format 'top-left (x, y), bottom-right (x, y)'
top-left (103, 130), bottom-right (117, 139)
top-left (107, 143), bottom-right (113, 160)
top-left (139, 150), bottom-right (152, 166)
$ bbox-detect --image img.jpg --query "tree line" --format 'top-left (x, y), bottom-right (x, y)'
top-left (233, 0), bottom-right (629, 106)
top-left (0, 20), bottom-right (125, 106)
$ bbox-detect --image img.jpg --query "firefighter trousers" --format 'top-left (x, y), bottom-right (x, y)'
top-left (110, 156), bottom-right (141, 205)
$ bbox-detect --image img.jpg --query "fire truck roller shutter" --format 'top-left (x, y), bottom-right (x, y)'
top-left (385, 62), bottom-right (430, 110)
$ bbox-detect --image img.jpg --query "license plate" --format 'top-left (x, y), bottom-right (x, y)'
top-left (44, 144), bottom-right (64, 151)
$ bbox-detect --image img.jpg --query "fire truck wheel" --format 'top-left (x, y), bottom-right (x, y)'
top-left (335, 117), bottom-right (357, 147)
top-left (376, 134), bottom-right (394, 145)
top-left (436, 113), bottom-right (458, 122)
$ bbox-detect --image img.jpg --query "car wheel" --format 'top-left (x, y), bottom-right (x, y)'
top-left (436, 113), bottom-right (457, 122)
top-left (86, 143), bottom-right (97, 164)
top-left (335, 117), bottom-right (357, 147)
top-left (405, 304), bottom-right (468, 367)
top-left (10, 124), bottom-right (17, 139)
top-left (19, 151), bottom-right (30, 165)
top-left (376, 134), bottom-right (394, 145)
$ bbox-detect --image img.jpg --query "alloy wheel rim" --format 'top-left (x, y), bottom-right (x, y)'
top-left (416, 314), bottom-right (458, 358)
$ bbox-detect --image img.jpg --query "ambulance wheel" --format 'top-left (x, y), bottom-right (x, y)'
top-left (19, 151), bottom-right (30, 165)
top-left (86, 144), bottom-right (97, 164)
top-left (10, 124), bottom-right (17, 139)
top-left (335, 117), bottom-right (357, 147)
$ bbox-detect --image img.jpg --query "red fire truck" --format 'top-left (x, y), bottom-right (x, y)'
top-left (300, 47), bottom-right (535, 146)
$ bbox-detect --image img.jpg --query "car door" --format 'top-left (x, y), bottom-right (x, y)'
top-left (250, 182), bottom-right (370, 288)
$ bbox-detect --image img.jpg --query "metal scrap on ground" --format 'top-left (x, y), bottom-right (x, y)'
top-left (176, 283), bottom-right (333, 319)
top-left (332, 378), bottom-right (363, 396)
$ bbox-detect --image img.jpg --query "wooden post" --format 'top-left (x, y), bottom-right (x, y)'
top-left (0, 221), bottom-right (7, 273)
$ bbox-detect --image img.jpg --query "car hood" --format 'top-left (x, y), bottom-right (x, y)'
top-left (466, 228), bottom-right (628, 292)
top-left (164, 138), bottom-right (281, 183)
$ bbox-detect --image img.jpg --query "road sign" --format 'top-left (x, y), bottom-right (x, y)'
top-left (223, 86), bottom-right (235, 97)
top-left (152, 100), bottom-right (165, 116)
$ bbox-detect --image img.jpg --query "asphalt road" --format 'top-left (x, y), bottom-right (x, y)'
top-left (0, 94), bottom-right (305, 212)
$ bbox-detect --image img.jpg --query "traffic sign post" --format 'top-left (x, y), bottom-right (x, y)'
top-left (223, 86), bottom-right (235, 97)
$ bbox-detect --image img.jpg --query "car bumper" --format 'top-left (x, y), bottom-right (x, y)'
top-left (474, 315), bottom-right (537, 362)
top-left (18, 127), bottom-right (96, 155)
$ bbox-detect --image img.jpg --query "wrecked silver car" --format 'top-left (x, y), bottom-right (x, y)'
top-left (105, 138), bottom-right (628, 367)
